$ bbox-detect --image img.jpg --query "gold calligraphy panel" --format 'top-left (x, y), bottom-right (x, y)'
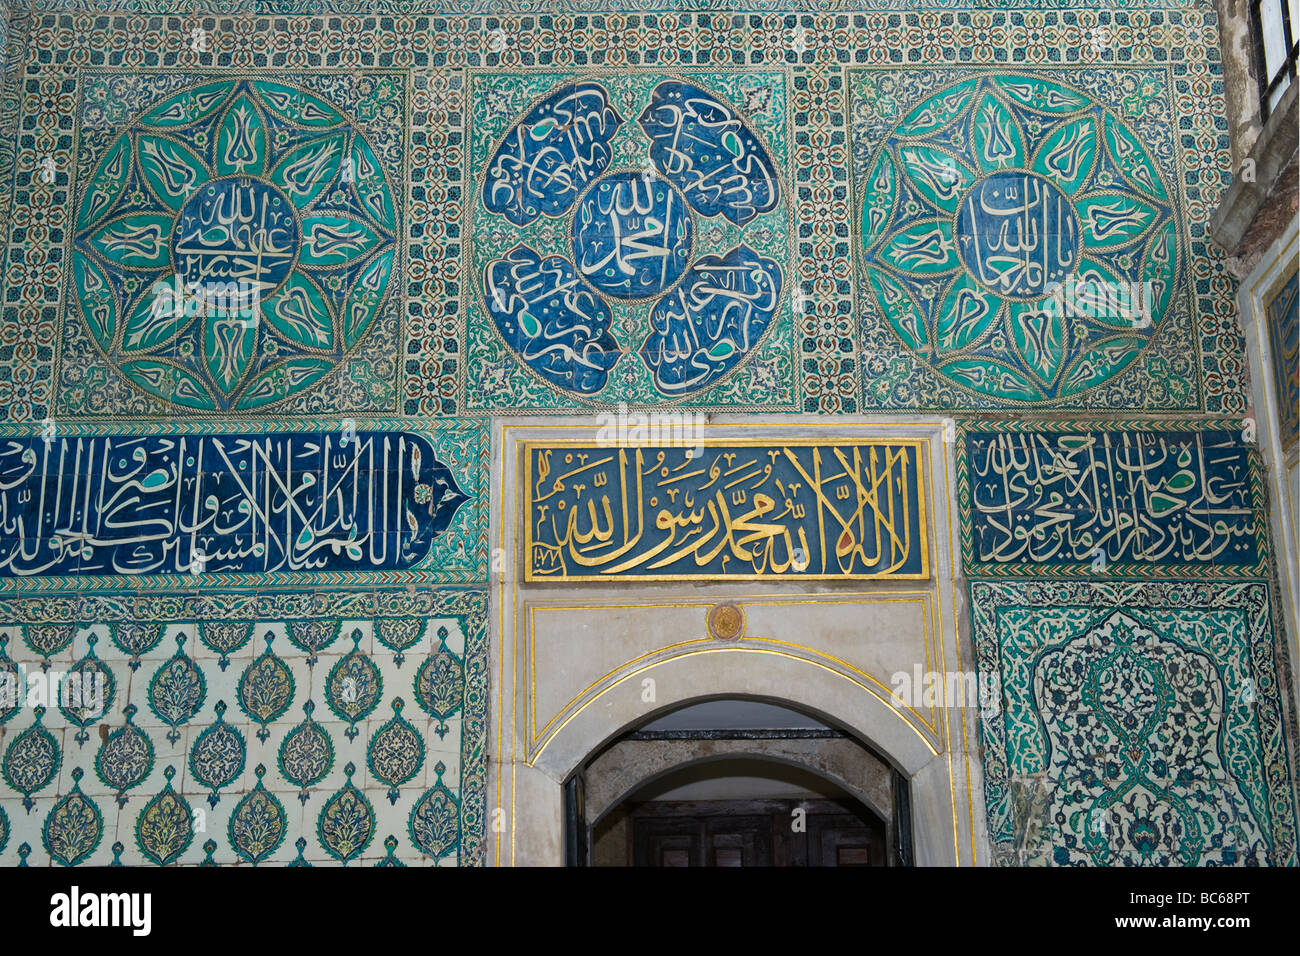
top-left (524, 440), bottom-right (928, 581)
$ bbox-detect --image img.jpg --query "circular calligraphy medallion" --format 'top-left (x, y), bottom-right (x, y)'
top-left (172, 177), bottom-right (300, 304)
top-left (571, 171), bottom-right (694, 300)
top-left (955, 171), bottom-right (1079, 301)
top-left (859, 74), bottom-right (1178, 404)
top-left (71, 80), bottom-right (397, 413)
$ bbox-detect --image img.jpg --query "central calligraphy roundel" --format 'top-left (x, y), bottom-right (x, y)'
top-left (72, 80), bottom-right (398, 412)
top-left (572, 171), bottom-right (694, 300)
top-left (173, 177), bottom-right (301, 298)
top-left (955, 171), bottom-right (1079, 300)
top-left (479, 78), bottom-right (783, 399)
top-left (860, 74), bottom-right (1177, 403)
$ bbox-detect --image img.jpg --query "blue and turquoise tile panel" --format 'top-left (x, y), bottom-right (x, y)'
top-left (963, 421), bottom-right (1296, 867)
top-left (0, 587), bottom-right (487, 866)
top-left (851, 66), bottom-right (1216, 412)
top-left (0, 419), bottom-right (489, 588)
top-left (970, 578), bottom-right (1298, 866)
top-left (0, 0), bottom-right (1287, 872)
top-left (61, 72), bottom-right (407, 418)
top-left (0, 6), bottom-right (1246, 420)
top-left (467, 70), bottom-right (797, 411)
top-left (957, 419), bottom-right (1268, 577)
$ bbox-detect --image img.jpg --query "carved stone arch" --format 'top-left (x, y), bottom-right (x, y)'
top-left (530, 654), bottom-right (941, 784)
top-left (580, 732), bottom-right (898, 832)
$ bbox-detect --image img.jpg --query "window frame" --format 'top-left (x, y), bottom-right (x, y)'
top-left (1250, 0), bottom-right (1299, 121)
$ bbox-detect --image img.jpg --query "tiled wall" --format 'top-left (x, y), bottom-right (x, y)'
top-left (0, 588), bottom-right (488, 866)
top-left (960, 421), bottom-right (1294, 864)
top-left (0, 0), bottom-right (1295, 866)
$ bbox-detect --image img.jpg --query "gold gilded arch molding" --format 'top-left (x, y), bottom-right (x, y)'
top-left (489, 417), bottom-right (990, 866)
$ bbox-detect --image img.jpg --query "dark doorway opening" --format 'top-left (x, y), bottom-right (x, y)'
top-left (564, 698), bottom-right (913, 866)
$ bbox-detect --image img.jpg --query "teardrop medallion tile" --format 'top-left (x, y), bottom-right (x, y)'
top-left (111, 622), bottom-right (163, 672)
top-left (414, 626), bottom-right (463, 740)
top-left (43, 768), bottom-right (103, 866)
top-left (278, 700), bottom-right (335, 805)
top-left (289, 619), bottom-right (340, 667)
top-left (200, 620), bottom-right (253, 672)
top-left (367, 697), bottom-right (425, 805)
top-left (23, 623), bottom-right (75, 672)
top-left (237, 633), bottom-right (295, 743)
top-left (409, 761), bottom-right (460, 862)
top-left (326, 629), bottom-right (382, 742)
top-left (58, 635), bottom-right (117, 747)
top-left (135, 766), bottom-right (195, 866)
top-left (375, 617), bottom-right (423, 667)
top-left (95, 704), bottom-right (155, 808)
top-left (3, 707), bottom-right (62, 812)
top-left (188, 700), bottom-right (247, 808)
top-left (229, 765), bottom-right (288, 865)
top-left (147, 634), bottom-right (207, 745)
top-left (317, 762), bottom-right (375, 866)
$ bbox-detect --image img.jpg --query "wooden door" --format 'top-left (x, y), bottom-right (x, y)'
top-left (629, 798), bottom-right (886, 866)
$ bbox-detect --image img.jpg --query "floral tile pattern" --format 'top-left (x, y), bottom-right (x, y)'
top-left (0, 588), bottom-right (488, 866)
top-left (970, 579), bottom-right (1298, 866)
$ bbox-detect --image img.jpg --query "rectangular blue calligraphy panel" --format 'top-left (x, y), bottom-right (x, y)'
top-left (962, 427), bottom-right (1263, 575)
top-left (0, 431), bottom-right (468, 578)
top-left (525, 440), bottom-right (928, 581)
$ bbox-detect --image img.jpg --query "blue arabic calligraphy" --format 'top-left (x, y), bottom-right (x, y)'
top-left (484, 244), bottom-right (619, 394)
top-left (172, 177), bottom-right (299, 295)
top-left (572, 171), bottom-right (693, 299)
top-left (956, 171), bottom-right (1079, 298)
top-left (481, 78), bottom-right (784, 398)
top-left (967, 429), bottom-right (1259, 568)
top-left (638, 80), bottom-right (779, 227)
top-left (483, 82), bottom-right (622, 227)
top-left (0, 432), bottom-right (467, 577)
top-left (642, 244), bottom-right (782, 395)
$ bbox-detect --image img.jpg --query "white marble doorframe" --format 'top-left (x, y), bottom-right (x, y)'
top-left (487, 415), bottom-right (991, 867)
